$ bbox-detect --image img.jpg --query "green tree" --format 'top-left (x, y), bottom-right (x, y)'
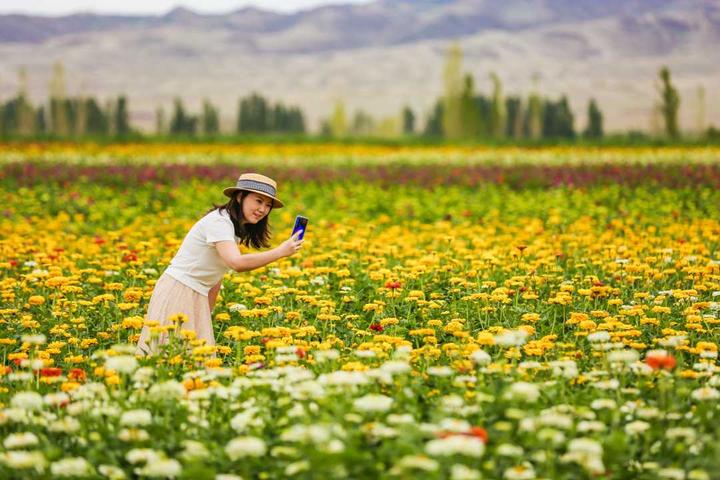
top-left (526, 74), bottom-right (542, 140)
top-left (505, 97), bottom-right (522, 138)
top-left (351, 110), bottom-right (374, 136)
top-left (423, 100), bottom-right (443, 137)
top-left (489, 72), bottom-right (506, 138)
top-left (16, 67), bottom-right (35, 136)
top-left (329, 100), bottom-right (348, 137)
top-left (583, 98), bottom-right (603, 139)
top-left (696, 85), bottom-right (705, 136)
top-left (542, 96), bottom-right (575, 139)
top-left (169, 97), bottom-right (197, 136)
top-left (237, 93), bottom-right (269, 133)
top-left (402, 106), bottom-right (415, 135)
top-left (115, 95), bottom-right (131, 136)
top-left (201, 99), bottom-right (220, 136)
top-left (658, 66), bottom-right (680, 138)
top-left (442, 42), bottom-right (464, 140)
top-left (85, 98), bottom-right (108, 136)
top-left (155, 105), bottom-right (166, 136)
top-left (49, 62), bottom-right (68, 136)
top-left (459, 74), bottom-right (481, 138)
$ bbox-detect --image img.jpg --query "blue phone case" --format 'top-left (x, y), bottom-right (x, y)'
top-left (292, 215), bottom-right (308, 240)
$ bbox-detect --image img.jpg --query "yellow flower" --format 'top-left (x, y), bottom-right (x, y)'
top-left (28, 295), bottom-right (45, 306)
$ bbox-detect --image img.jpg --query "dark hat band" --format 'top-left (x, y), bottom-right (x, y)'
top-left (236, 179), bottom-right (276, 197)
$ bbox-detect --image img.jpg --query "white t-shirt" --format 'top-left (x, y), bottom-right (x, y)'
top-left (164, 209), bottom-right (239, 296)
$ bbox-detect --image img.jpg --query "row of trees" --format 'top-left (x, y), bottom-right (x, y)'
top-left (0, 63), bottom-right (306, 138)
top-left (0, 55), bottom-right (710, 141)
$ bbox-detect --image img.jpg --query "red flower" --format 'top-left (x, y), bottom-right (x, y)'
top-left (122, 251), bottom-right (138, 262)
top-left (93, 236), bottom-right (106, 245)
top-left (645, 352), bottom-right (676, 371)
top-left (369, 323), bottom-right (384, 332)
top-left (39, 367), bottom-right (63, 377)
top-left (69, 368), bottom-right (87, 381)
top-left (437, 426), bottom-right (489, 444)
top-left (385, 280), bottom-right (402, 290)
top-left (295, 348), bottom-right (306, 359)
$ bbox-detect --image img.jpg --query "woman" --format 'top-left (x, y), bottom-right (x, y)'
top-left (135, 173), bottom-right (303, 356)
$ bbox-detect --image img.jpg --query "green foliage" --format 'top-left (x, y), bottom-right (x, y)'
top-left (170, 98), bottom-right (198, 136)
top-left (583, 98), bottom-right (603, 139)
top-left (659, 66), bottom-right (680, 138)
top-left (442, 42), bottom-right (464, 140)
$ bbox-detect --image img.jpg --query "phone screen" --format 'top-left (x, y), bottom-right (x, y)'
top-left (292, 215), bottom-right (309, 240)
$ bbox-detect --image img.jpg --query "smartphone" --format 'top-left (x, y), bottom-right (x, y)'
top-left (292, 215), bottom-right (309, 240)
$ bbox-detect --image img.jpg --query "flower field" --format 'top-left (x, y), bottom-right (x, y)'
top-left (1, 144), bottom-right (720, 479)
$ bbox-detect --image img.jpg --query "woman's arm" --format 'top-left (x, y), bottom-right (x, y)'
top-left (215, 232), bottom-right (303, 273)
top-left (208, 280), bottom-right (222, 311)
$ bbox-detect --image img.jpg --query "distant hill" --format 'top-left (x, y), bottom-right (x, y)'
top-left (0, 0), bottom-right (718, 132)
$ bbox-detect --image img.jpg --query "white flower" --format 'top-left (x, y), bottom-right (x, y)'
top-left (470, 349), bottom-right (491, 365)
top-left (134, 458), bottom-right (182, 478)
top-left (389, 455), bottom-right (439, 474)
top-left (504, 462), bottom-right (536, 479)
top-left (355, 350), bottom-right (376, 358)
top-left (590, 398), bottom-right (616, 410)
top-left (561, 438), bottom-right (605, 474)
top-left (99, 464), bottom-right (127, 479)
top-left (577, 421), bottom-right (606, 433)
top-left (225, 436), bottom-right (267, 460)
top-left (658, 468), bottom-right (686, 479)
top-left (380, 361), bottom-right (411, 375)
top-left (586, 331), bottom-right (610, 343)
top-left (50, 457), bottom-right (95, 477)
top-left (659, 335), bottom-right (687, 347)
top-left (451, 464), bottom-right (482, 480)
top-left (592, 379), bottom-right (620, 390)
top-left (147, 380), bottom-right (186, 400)
top-left (426, 435), bottom-right (485, 457)
top-left (387, 413), bottom-right (415, 425)
top-left (3, 432), bottom-right (39, 449)
top-left (118, 429), bottom-right (150, 442)
top-left (691, 387), bottom-right (720, 401)
top-left (179, 440), bottom-right (210, 461)
top-left (427, 366), bottom-right (454, 377)
top-left (625, 420), bottom-right (650, 435)
top-left (228, 303), bottom-right (247, 312)
top-left (497, 444), bottom-right (524, 457)
top-left (44, 392), bottom-right (70, 407)
top-left (314, 349), bottom-right (340, 362)
top-left (230, 407), bottom-right (263, 433)
top-left (607, 349), bottom-right (639, 363)
top-left (120, 409), bottom-right (152, 427)
top-left (21, 334), bottom-right (46, 345)
top-left (549, 360), bottom-right (578, 378)
top-left (48, 417), bottom-right (81, 433)
top-left (216, 475), bottom-right (244, 480)
top-left (11, 391), bottom-right (44, 411)
top-left (504, 382), bottom-right (540, 402)
top-left (494, 329), bottom-right (528, 347)
top-left (0, 450), bottom-right (47, 471)
top-left (318, 370), bottom-right (368, 386)
top-left (354, 394), bottom-right (394, 413)
top-left (105, 355), bottom-right (138, 374)
top-left (285, 460), bottom-right (311, 475)
top-left (666, 427), bottom-right (696, 441)
top-left (126, 449), bottom-right (162, 464)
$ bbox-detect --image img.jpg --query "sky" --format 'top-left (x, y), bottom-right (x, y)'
top-left (0, 0), bottom-right (374, 16)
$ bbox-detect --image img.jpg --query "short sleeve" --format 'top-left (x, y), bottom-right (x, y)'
top-left (205, 213), bottom-right (236, 244)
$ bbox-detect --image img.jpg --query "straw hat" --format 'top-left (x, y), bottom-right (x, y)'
top-left (223, 173), bottom-right (284, 208)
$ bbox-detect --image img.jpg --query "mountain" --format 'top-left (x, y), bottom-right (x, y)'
top-left (0, 0), bottom-right (718, 132)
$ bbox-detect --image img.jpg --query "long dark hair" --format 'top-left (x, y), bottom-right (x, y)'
top-left (209, 191), bottom-right (272, 249)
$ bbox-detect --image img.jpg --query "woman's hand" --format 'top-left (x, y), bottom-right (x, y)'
top-left (278, 231), bottom-right (304, 258)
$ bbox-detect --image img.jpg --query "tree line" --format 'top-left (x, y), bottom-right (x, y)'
top-left (0, 55), bottom-right (715, 141)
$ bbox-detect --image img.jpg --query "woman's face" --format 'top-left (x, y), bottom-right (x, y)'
top-left (239, 192), bottom-right (273, 224)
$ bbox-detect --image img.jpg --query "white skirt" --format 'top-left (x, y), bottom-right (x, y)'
top-left (135, 273), bottom-right (215, 356)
